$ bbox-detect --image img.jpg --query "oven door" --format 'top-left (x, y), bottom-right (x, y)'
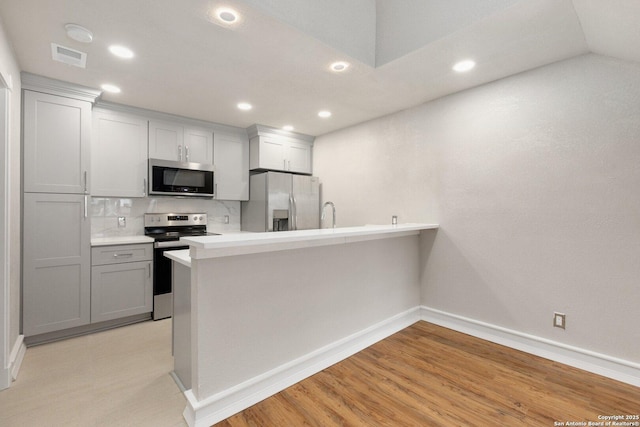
top-left (153, 243), bottom-right (189, 320)
top-left (149, 159), bottom-right (214, 197)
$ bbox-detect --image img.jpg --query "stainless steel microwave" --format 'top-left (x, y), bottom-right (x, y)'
top-left (149, 159), bottom-right (215, 197)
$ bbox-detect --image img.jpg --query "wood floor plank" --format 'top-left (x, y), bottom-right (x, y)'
top-left (214, 321), bottom-right (640, 427)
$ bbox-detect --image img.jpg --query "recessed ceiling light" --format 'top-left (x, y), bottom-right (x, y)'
top-left (65, 24), bottom-right (93, 43)
top-left (108, 45), bottom-right (134, 59)
top-left (237, 102), bottom-right (252, 111)
top-left (330, 61), bottom-right (349, 72)
top-left (318, 111), bottom-right (332, 118)
top-left (282, 125), bottom-right (294, 131)
top-left (215, 7), bottom-right (239, 23)
top-left (101, 84), bottom-right (121, 94)
top-left (453, 59), bottom-right (476, 73)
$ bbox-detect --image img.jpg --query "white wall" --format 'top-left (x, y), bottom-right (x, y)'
top-left (314, 53), bottom-right (640, 363)
top-left (0, 16), bottom-right (21, 389)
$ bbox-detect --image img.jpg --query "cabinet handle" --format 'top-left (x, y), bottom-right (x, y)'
top-left (113, 253), bottom-right (133, 258)
top-left (185, 146), bottom-right (189, 162)
top-left (148, 262), bottom-right (151, 278)
top-left (143, 178), bottom-right (147, 197)
top-left (178, 145), bottom-right (183, 161)
top-left (84, 195), bottom-right (88, 219)
top-left (283, 159), bottom-right (287, 170)
top-left (288, 160), bottom-right (291, 171)
top-left (214, 183), bottom-right (218, 198)
top-left (83, 171), bottom-right (88, 194)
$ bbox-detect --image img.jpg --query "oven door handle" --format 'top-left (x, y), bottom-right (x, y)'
top-left (154, 240), bottom-right (191, 249)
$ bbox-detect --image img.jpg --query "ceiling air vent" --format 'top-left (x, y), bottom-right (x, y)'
top-left (51, 43), bottom-right (87, 68)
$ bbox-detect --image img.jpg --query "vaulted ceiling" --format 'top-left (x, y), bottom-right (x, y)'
top-left (0, 0), bottom-right (638, 136)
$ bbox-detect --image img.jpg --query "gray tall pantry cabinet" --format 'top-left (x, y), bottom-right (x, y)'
top-left (21, 82), bottom-right (97, 339)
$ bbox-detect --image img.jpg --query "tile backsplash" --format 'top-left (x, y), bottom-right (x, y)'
top-left (91, 197), bottom-right (240, 237)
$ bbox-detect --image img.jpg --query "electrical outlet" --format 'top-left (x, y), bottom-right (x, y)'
top-left (224, 215), bottom-right (230, 224)
top-left (117, 216), bottom-right (126, 228)
top-left (553, 312), bottom-right (566, 329)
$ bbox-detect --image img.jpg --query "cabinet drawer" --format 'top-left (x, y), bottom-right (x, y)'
top-left (91, 243), bottom-right (153, 266)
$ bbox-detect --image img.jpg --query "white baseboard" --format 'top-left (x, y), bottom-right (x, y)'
top-left (2, 334), bottom-right (26, 389)
top-left (183, 307), bottom-right (422, 427)
top-left (420, 306), bottom-right (640, 387)
top-left (9, 334), bottom-right (25, 381)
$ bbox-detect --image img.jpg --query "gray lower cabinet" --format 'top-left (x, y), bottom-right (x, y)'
top-left (90, 244), bottom-right (153, 323)
top-left (23, 193), bottom-right (91, 337)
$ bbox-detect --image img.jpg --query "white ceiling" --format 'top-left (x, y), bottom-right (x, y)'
top-left (0, 0), bottom-right (637, 136)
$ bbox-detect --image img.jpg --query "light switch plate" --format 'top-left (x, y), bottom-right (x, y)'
top-left (118, 216), bottom-right (126, 228)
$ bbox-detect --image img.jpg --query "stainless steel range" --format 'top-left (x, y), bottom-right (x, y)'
top-left (144, 213), bottom-right (215, 320)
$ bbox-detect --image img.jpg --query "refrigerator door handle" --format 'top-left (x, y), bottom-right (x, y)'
top-left (289, 194), bottom-right (297, 230)
top-left (292, 195), bottom-right (298, 230)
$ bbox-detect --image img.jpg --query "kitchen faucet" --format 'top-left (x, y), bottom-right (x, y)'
top-left (321, 201), bottom-right (336, 228)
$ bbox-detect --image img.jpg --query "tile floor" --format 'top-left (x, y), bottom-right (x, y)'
top-left (0, 319), bottom-right (188, 427)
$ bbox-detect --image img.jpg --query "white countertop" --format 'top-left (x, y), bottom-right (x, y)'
top-left (164, 249), bottom-right (191, 267)
top-left (91, 235), bottom-right (155, 246)
top-left (181, 223), bottom-right (438, 259)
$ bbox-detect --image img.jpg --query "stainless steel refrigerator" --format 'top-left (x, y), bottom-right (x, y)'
top-left (241, 172), bottom-right (320, 232)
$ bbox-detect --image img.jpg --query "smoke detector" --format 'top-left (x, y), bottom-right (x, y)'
top-left (65, 24), bottom-right (93, 43)
top-left (51, 43), bottom-right (87, 68)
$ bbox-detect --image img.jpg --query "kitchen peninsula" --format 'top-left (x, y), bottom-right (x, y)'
top-left (167, 223), bottom-right (438, 427)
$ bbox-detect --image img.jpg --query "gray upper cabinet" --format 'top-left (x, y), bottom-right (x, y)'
top-left (149, 119), bottom-right (213, 164)
top-left (92, 109), bottom-right (148, 197)
top-left (185, 126), bottom-right (214, 164)
top-left (23, 193), bottom-right (91, 336)
top-left (213, 126), bottom-right (249, 201)
top-left (287, 140), bottom-right (313, 174)
top-left (247, 124), bottom-right (314, 175)
top-left (23, 90), bottom-right (91, 194)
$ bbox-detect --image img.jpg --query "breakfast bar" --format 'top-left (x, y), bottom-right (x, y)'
top-left (167, 223), bottom-right (438, 427)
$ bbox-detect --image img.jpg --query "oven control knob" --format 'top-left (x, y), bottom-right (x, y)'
top-left (198, 216), bottom-right (204, 221)
top-left (156, 216), bottom-right (161, 222)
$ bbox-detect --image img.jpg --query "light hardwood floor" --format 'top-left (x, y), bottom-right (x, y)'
top-left (0, 319), bottom-right (187, 427)
top-left (217, 321), bottom-right (640, 426)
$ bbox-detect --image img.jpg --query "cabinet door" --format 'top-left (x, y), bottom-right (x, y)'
top-left (91, 260), bottom-right (153, 323)
top-left (213, 128), bottom-right (249, 200)
top-left (184, 127), bottom-right (213, 164)
top-left (287, 141), bottom-right (313, 174)
top-left (23, 193), bottom-right (90, 336)
top-left (23, 91), bottom-right (91, 194)
top-left (148, 120), bottom-right (184, 161)
top-left (92, 110), bottom-right (148, 197)
top-left (251, 136), bottom-right (287, 171)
